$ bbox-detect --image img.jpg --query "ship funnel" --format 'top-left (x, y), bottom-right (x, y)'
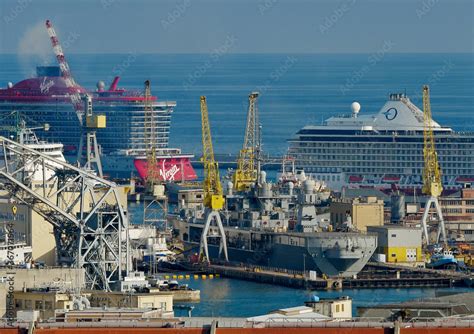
top-left (109, 76), bottom-right (120, 91)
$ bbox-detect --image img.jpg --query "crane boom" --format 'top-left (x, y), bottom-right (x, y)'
top-left (200, 96), bottom-right (224, 210)
top-left (422, 85), bottom-right (443, 197)
top-left (233, 92), bottom-right (260, 191)
top-left (144, 80), bottom-right (159, 188)
top-left (45, 20), bottom-right (84, 124)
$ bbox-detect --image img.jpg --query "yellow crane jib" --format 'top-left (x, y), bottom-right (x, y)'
top-left (422, 85), bottom-right (443, 198)
top-left (200, 96), bottom-right (224, 210)
top-left (144, 80), bottom-right (160, 189)
top-left (233, 91), bottom-right (260, 191)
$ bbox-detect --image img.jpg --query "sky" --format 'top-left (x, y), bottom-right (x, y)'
top-left (0, 0), bottom-right (473, 54)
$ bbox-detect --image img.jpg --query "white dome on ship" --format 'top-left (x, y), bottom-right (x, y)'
top-left (351, 102), bottom-right (361, 117)
top-left (97, 81), bottom-right (105, 91)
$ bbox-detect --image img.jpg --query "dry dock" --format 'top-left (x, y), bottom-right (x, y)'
top-left (199, 262), bottom-right (473, 290)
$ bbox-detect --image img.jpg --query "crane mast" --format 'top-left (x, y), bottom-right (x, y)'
top-left (420, 85), bottom-right (447, 246)
top-left (201, 96), bottom-right (224, 210)
top-left (144, 80), bottom-right (160, 189)
top-left (45, 20), bottom-right (84, 124)
top-left (199, 96), bottom-right (227, 262)
top-left (233, 92), bottom-right (260, 191)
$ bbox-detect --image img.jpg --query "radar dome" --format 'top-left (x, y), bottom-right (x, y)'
top-left (7, 82), bottom-right (13, 89)
top-left (97, 81), bottom-right (105, 91)
top-left (351, 101), bottom-right (361, 117)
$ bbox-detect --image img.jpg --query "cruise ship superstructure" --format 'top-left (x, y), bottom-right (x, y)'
top-left (289, 93), bottom-right (474, 191)
top-left (0, 66), bottom-right (197, 181)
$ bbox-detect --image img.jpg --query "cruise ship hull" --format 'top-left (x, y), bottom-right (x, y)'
top-left (289, 93), bottom-right (474, 191)
top-left (134, 156), bottom-right (197, 182)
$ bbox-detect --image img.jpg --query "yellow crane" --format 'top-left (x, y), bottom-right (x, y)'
top-left (233, 92), bottom-right (260, 191)
top-left (420, 85), bottom-right (447, 246)
top-left (199, 96), bottom-right (228, 262)
top-left (144, 80), bottom-right (160, 190)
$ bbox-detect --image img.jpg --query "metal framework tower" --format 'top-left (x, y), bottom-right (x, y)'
top-left (77, 96), bottom-right (104, 177)
top-left (421, 85), bottom-right (447, 246)
top-left (233, 92), bottom-right (260, 191)
top-left (0, 136), bottom-right (129, 290)
top-left (199, 96), bottom-right (228, 262)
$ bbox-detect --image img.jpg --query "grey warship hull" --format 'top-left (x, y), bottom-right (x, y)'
top-left (175, 219), bottom-right (377, 278)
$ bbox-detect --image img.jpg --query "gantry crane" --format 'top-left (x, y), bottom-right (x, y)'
top-left (420, 85), bottom-right (447, 246)
top-left (233, 92), bottom-right (260, 191)
top-left (199, 96), bottom-right (228, 262)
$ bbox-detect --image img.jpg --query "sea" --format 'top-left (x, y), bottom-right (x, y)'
top-left (1, 53), bottom-right (473, 157)
top-left (1, 53), bottom-right (473, 317)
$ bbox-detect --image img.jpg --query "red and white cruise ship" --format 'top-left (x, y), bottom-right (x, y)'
top-left (0, 66), bottom-right (197, 181)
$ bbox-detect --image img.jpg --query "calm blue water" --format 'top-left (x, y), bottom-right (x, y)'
top-left (1, 53), bottom-right (473, 157)
top-left (2, 53), bottom-right (473, 317)
top-left (173, 277), bottom-right (471, 317)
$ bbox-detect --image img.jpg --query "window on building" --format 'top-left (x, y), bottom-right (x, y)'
top-left (336, 305), bottom-right (340, 313)
top-left (25, 300), bottom-right (32, 309)
top-left (35, 301), bottom-right (43, 309)
top-left (341, 304), bottom-right (345, 312)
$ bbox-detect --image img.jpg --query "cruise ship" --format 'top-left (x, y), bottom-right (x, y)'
top-left (0, 66), bottom-right (197, 181)
top-left (289, 93), bottom-right (474, 192)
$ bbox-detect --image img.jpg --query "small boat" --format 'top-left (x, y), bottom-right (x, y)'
top-left (427, 250), bottom-right (458, 270)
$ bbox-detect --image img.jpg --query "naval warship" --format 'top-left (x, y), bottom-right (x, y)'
top-left (171, 167), bottom-right (377, 278)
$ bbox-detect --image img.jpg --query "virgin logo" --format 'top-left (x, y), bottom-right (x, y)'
top-left (159, 160), bottom-right (180, 181)
top-left (40, 77), bottom-right (54, 94)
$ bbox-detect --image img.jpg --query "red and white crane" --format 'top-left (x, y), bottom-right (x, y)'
top-left (45, 19), bottom-right (85, 124)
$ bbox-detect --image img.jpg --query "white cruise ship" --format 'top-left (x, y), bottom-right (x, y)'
top-left (288, 93), bottom-right (474, 192)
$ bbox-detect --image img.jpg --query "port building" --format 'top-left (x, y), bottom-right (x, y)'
top-left (330, 196), bottom-right (384, 231)
top-left (368, 225), bottom-right (422, 264)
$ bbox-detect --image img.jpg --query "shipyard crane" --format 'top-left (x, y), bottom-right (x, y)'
top-left (45, 20), bottom-right (84, 124)
top-left (233, 92), bottom-right (260, 191)
top-left (199, 96), bottom-right (228, 262)
top-left (143, 80), bottom-right (160, 189)
top-left (45, 20), bottom-right (104, 176)
top-left (142, 81), bottom-right (168, 235)
top-left (420, 85), bottom-right (447, 246)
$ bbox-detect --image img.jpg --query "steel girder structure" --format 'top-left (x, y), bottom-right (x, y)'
top-left (0, 136), bottom-right (129, 291)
